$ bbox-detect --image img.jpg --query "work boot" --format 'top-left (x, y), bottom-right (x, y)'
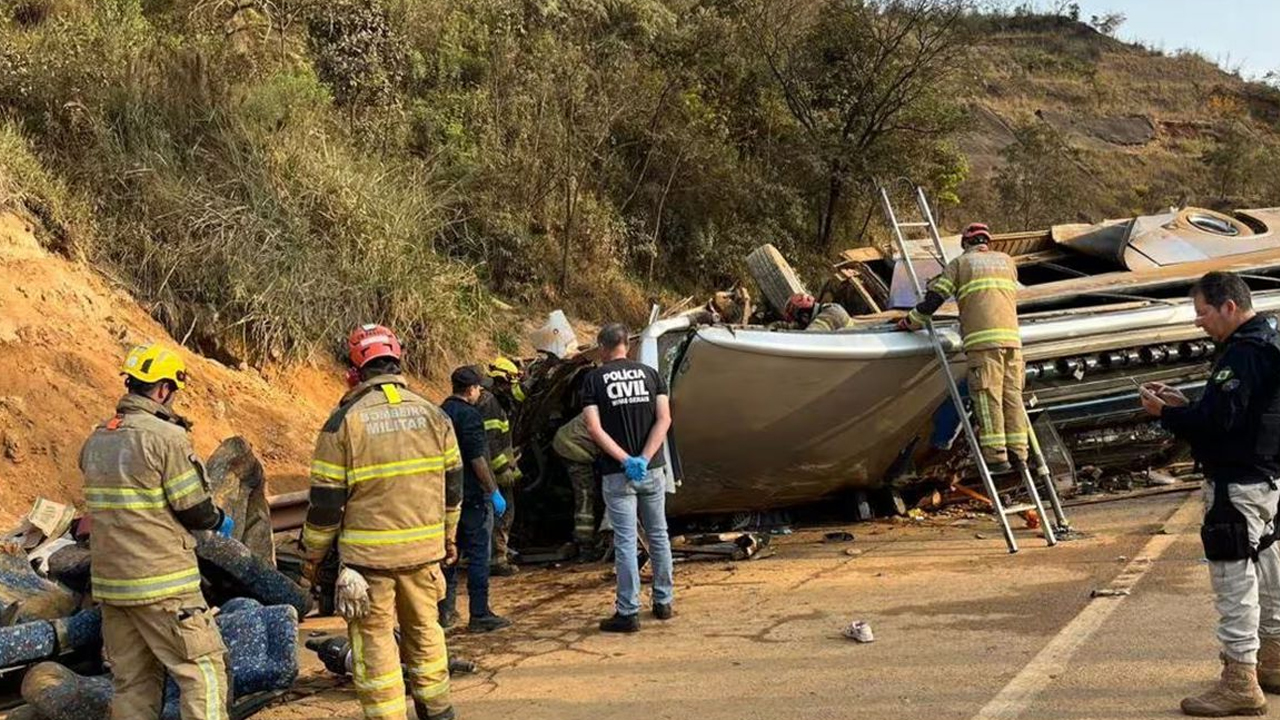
top-left (438, 607), bottom-right (459, 631)
top-left (985, 461), bottom-right (1014, 475)
top-left (653, 603), bottom-right (673, 621)
top-left (599, 613), bottom-right (640, 633)
top-left (489, 562), bottom-right (519, 577)
top-left (1181, 654), bottom-right (1267, 717)
top-left (414, 700), bottom-right (456, 720)
top-left (468, 614), bottom-right (512, 634)
top-left (1259, 637), bottom-right (1280, 693)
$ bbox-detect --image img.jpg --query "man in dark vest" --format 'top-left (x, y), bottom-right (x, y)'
top-left (1141, 271), bottom-right (1280, 716)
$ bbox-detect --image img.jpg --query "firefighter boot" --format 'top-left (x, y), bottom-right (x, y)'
top-left (414, 700), bottom-right (456, 720)
top-left (1181, 654), bottom-right (1267, 717)
top-left (1258, 636), bottom-right (1280, 694)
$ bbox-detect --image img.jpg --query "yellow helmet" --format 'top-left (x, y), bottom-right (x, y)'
top-left (122, 344), bottom-right (188, 390)
top-left (487, 357), bottom-right (520, 380)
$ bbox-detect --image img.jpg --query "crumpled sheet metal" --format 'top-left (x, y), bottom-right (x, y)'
top-left (19, 599), bottom-right (299, 720)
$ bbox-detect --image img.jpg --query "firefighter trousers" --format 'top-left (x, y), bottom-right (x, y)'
top-left (567, 461), bottom-right (598, 545)
top-left (1203, 481), bottom-right (1280, 664)
top-left (103, 597), bottom-right (228, 720)
top-left (966, 347), bottom-right (1028, 464)
top-left (348, 563), bottom-right (451, 720)
top-left (491, 478), bottom-right (517, 567)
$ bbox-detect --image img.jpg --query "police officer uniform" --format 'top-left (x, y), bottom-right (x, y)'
top-left (1162, 314), bottom-right (1280, 715)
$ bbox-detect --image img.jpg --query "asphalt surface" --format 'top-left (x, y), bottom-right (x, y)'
top-left (264, 488), bottom-right (1229, 720)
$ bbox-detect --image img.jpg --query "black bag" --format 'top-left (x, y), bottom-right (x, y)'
top-left (1201, 479), bottom-right (1254, 562)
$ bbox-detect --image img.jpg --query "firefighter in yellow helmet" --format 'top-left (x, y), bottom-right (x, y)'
top-left (300, 325), bottom-right (463, 720)
top-left (897, 222), bottom-right (1025, 474)
top-left (480, 357), bottom-right (525, 576)
top-left (80, 344), bottom-right (234, 720)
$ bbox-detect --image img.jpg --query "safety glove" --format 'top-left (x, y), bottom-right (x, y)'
top-left (335, 565), bottom-right (372, 622)
top-left (623, 456), bottom-right (649, 484)
top-left (490, 489), bottom-right (507, 518)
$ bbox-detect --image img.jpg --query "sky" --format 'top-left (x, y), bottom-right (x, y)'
top-left (1056, 0), bottom-right (1280, 81)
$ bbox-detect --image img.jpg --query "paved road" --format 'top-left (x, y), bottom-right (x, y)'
top-left (264, 489), bottom-right (1226, 720)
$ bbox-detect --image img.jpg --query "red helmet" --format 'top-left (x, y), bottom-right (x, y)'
top-left (783, 293), bottom-right (816, 322)
top-left (347, 324), bottom-right (403, 368)
top-left (961, 222), bottom-right (992, 246)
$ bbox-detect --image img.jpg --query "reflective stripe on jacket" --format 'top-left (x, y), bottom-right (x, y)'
top-left (80, 394), bottom-right (211, 606)
top-left (908, 247), bottom-right (1021, 351)
top-left (805, 304), bottom-right (854, 332)
top-left (476, 390), bottom-right (521, 481)
top-left (301, 375), bottom-right (464, 570)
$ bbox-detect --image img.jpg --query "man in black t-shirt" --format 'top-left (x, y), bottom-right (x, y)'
top-left (582, 323), bottom-right (674, 633)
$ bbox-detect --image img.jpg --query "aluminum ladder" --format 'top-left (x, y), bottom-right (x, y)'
top-left (877, 183), bottom-right (1070, 553)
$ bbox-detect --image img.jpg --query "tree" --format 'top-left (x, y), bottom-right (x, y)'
top-left (1089, 11), bottom-right (1126, 36)
top-left (750, 0), bottom-right (969, 248)
top-left (994, 121), bottom-right (1090, 229)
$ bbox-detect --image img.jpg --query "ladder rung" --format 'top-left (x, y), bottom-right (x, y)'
top-left (1002, 503), bottom-right (1038, 515)
top-left (897, 221), bottom-right (931, 228)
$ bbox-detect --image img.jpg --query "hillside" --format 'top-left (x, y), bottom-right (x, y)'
top-left (0, 3), bottom-right (1278, 520)
top-left (0, 208), bottom-right (346, 521)
top-left (952, 14), bottom-right (1280, 231)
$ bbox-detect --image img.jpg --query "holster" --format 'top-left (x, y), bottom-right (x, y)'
top-left (1201, 478), bottom-right (1253, 562)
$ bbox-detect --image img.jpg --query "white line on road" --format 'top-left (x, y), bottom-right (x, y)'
top-left (969, 493), bottom-right (1203, 720)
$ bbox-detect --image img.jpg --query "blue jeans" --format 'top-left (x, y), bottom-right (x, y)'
top-left (440, 501), bottom-right (494, 620)
top-left (603, 469), bottom-right (674, 616)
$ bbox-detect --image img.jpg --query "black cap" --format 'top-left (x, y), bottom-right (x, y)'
top-left (451, 365), bottom-right (485, 388)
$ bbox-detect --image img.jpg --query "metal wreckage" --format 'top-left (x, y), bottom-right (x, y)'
top-left (495, 205), bottom-right (1280, 547)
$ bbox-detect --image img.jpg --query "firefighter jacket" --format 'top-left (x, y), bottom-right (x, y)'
top-left (476, 389), bottom-right (521, 483)
top-left (908, 247), bottom-right (1021, 350)
top-left (805, 304), bottom-right (854, 332)
top-left (80, 394), bottom-right (219, 606)
top-left (552, 412), bottom-right (599, 465)
top-left (301, 374), bottom-right (464, 571)
top-left (1162, 315), bottom-right (1280, 484)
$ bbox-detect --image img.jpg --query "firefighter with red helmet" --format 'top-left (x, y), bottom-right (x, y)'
top-left (897, 222), bottom-right (1026, 474)
top-left (301, 324), bottom-right (464, 720)
top-left (783, 293), bottom-right (854, 331)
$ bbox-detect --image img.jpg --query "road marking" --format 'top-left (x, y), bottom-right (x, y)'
top-left (970, 492), bottom-right (1202, 720)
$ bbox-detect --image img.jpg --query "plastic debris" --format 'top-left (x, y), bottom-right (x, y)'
top-left (842, 620), bottom-right (875, 643)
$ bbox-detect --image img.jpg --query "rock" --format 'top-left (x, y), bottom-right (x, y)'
top-left (3, 431), bottom-right (26, 463)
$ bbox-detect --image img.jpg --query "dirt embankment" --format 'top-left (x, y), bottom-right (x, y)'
top-left (0, 212), bottom-right (354, 524)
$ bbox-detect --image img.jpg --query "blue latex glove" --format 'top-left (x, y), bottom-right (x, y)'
top-left (623, 456), bottom-right (649, 484)
top-left (216, 510), bottom-right (235, 539)
top-left (490, 490), bottom-right (507, 518)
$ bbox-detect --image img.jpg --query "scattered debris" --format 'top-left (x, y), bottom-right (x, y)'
top-left (842, 620), bottom-right (875, 643)
top-left (674, 533), bottom-right (772, 562)
top-left (1090, 588), bottom-right (1131, 598)
top-left (823, 531), bottom-right (855, 543)
top-left (307, 634), bottom-right (478, 680)
top-left (843, 548), bottom-right (864, 558)
top-left (18, 599), bottom-right (298, 720)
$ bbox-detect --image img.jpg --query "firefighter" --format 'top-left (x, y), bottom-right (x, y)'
top-left (480, 357), bottom-right (524, 576)
top-left (897, 222), bottom-right (1025, 474)
top-left (300, 324), bottom-right (463, 720)
top-left (80, 344), bottom-right (234, 720)
top-left (783, 293), bottom-right (854, 331)
top-left (553, 411), bottom-right (604, 558)
top-left (1140, 272), bottom-right (1280, 717)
